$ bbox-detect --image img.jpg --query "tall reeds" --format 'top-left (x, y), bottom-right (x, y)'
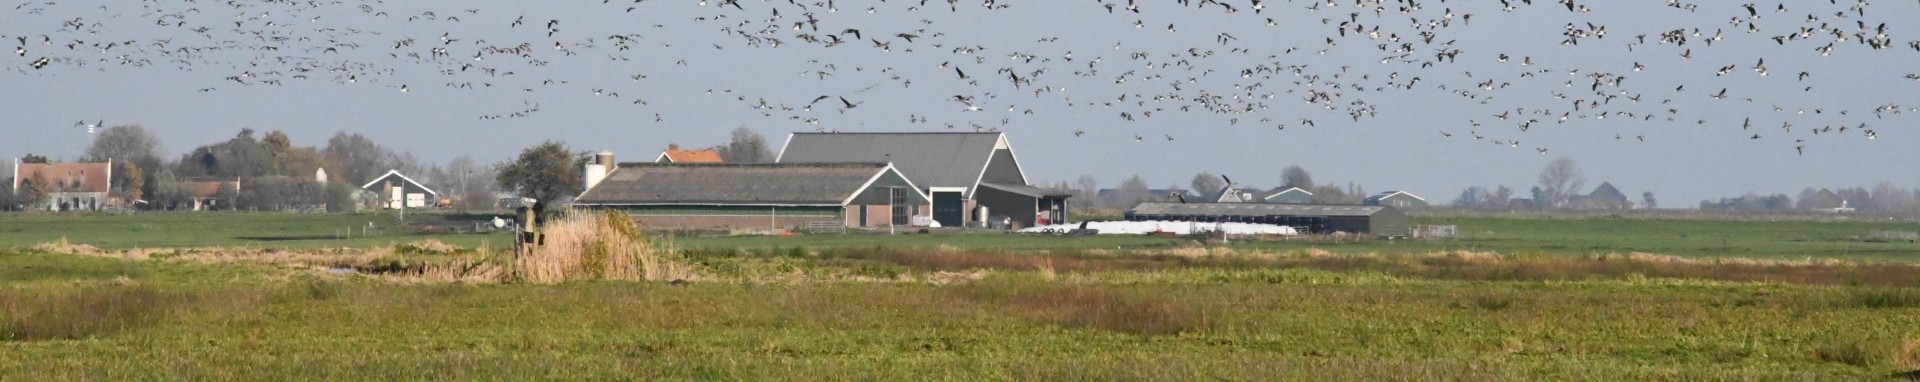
top-left (516, 211), bottom-right (694, 284)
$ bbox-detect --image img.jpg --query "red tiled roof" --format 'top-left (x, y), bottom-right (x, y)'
top-left (180, 180), bottom-right (240, 198)
top-left (660, 149), bottom-right (723, 163)
top-left (14, 162), bottom-right (111, 193)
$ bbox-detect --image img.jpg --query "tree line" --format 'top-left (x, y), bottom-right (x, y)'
top-left (0, 125), bottom-right (497, 212)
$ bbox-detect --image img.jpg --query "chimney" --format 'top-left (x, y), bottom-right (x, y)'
top-left (584, 150), bottom-right (615, 191)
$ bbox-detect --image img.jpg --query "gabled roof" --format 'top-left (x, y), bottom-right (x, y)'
top-left (575, 163), bottom-right (927, 206)
top-left (1588, 181), bottom-right (1627, 201)
top-left (776, 132), bottom-right (1011, 195)
top-left (1130, 202), bottom-right (1392, 217)
top-left (656, 148), bottom-right (722, 163)
top-left (360, 170), bottom-right (437, 196)
top-left (180, 178), bottom-right (241, 198)
top-left (13, 161), bottom-right (111, 193)
top-left (1366, 190), bottom-right (1425, 202)
top-left (1263, 187), bottom-right (1314, 199)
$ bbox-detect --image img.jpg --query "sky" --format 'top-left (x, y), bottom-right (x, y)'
top-left (3, 0), bottom-right (1917, 206)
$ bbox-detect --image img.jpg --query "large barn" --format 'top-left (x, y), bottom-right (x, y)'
top-left (1125, 202), bottom-right (1411, 236)
top-left (777, 132), bottom-right (1069, 229)
top-left (573, 161), bottom-right (929, 230)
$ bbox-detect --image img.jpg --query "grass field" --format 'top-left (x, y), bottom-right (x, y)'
top-left (4, 212), bottom-right (1920, 379)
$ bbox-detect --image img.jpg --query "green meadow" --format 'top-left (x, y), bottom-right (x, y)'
top-left (3, 212), bottom-right (1919, 380)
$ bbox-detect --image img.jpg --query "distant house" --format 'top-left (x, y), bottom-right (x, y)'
top-left (1364, 190), bottom-right (1428, 208)
top-left (574, 160), bottom-right (929, 230)
top-left (360, 170), bottom-right (437, 209)
top-left (777, 132), bottom-right (1069, 228)
top-left (655, 145), bottom-right (723, 163)
top-left (1261, 187), bottom-right (1315, 204)
top-left (179, 178), bottom-right (241, 211)
top-left (1801, 188), bottom-right (1844, 210)
top-left (1126, 202), bottom-right (1411, 236)
top-left (1568, 182), bottom-right (1630, 210)
top-left (11, 160), bottom-right (111, 211)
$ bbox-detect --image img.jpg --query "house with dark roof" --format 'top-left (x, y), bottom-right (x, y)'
top-left (361, 170), bottom-right (437, 209)
top-left (1364, 191), bottom-right (1428, 208)
top-left (12, 160), bottom-right (112, 211)
top-left (655, 145), bottom-right (723, 163)
top-left (574, 161), bottom-right (929, 230)
top-left (1568, 182), bottom-right (1630, 210)
top-left (777, 132), bottom-right (1069, 228)
top-left (1125, 202), bottom-right (1411, 236)
top-left (1261, 187), bottom-right (1315, 204)
top-left (1801, 188), bottom-right (1844, 210)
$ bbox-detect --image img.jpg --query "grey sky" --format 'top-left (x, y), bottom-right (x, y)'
top-left (4, 0), bottom-right (1917, 205)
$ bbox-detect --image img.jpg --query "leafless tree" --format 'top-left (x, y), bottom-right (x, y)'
top-left (1537, 157), bottom-right (1586, 208)
top-left (1072, 175), bottom-right (1102, 210)
top-left (716, 126), bottom-right (775, 163)
top-left (82, 124), bottom-right (165, 196)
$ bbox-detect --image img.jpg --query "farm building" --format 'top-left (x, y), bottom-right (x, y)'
top-left (777, 132), bottom-right (1069, 229)
top-left (1125, 202), bottom-right (1411, 236)
top-left (1261, 187), bottom-right (1315, 204)
top-left (179, 177), bottom-right (242, 211)
top-left (1364, 191), bottom-right (1428, 208)
top-left (11, 160), bottom-right (111, 211)
top-left (361, 170), bottom-right (437, 209)
top-left (1568, 182), bottom-right (1630, 210)
top-left (573, 160), bottom-right (930, 230)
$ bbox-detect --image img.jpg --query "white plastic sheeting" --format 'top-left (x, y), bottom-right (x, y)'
top-left (1018, 220), bottom-right (1298, 235)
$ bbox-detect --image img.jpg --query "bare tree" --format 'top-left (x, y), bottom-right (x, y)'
top-left (435, 155), bottom-right (498, 211)
top-left (1536, 157), bottom-right (1586, 208)
top-left (1280, 165), bottom-right (1314, 190)
top-left (322, 131), bottom-right (417, 186)
top-left (82, 125), bottom-right (165, 196)
top-left (1108, 174), bottom-right (1151, 206)
top-left (716, 126), bottom-right (775, 163)
top-left (1073, 175), bottom-right (1102, 210)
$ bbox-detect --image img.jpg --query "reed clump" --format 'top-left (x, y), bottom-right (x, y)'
top-left (517, 211), bottom-right (695, 284)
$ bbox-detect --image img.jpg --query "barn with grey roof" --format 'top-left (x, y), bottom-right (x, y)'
top-left (777, 132), bottom-right (1070, 228)
top-left (573, 160), bottom-right (929, 230)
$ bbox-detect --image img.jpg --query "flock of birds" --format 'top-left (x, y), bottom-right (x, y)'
top-left (6, 0), bottom-right (1918, 158)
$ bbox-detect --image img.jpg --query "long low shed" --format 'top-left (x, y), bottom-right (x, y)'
top-left (1124, 202), bottom-right (1410, 236)
top-left (573, 163), bottom-right (930, 230)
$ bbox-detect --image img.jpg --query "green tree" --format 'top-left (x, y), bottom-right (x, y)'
top-left (496, 141), bottom-right (584, 212)
top-left (20, 154), bottom-right (49, 164)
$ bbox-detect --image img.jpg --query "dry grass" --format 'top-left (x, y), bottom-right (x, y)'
top-left (965, 284), bottom-right (1209, 335)
top-left (516, 212), bottom-right (695, 284)
top-left (1, 285), bottom-right (171, 341)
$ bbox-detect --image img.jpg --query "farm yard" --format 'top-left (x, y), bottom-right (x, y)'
top-left (4, 212), bottom-right (1920, 380)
